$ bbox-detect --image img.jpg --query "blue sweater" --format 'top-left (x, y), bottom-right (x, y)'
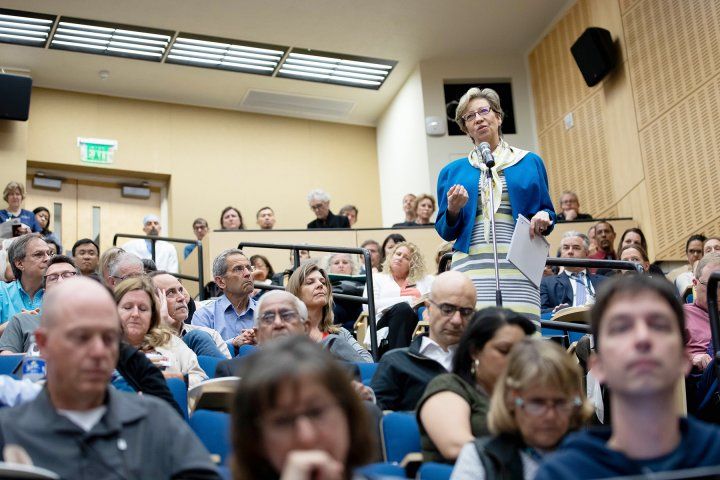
top-left (535, 417), bottom-right (720, 479)
top-left (434, 152), bottom-right (556, 254)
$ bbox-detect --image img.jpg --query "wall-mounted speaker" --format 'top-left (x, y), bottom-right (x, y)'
top-left (0, 74), bottom-right (32, 121)
top-left (570, 27), bottom-right (617, 87)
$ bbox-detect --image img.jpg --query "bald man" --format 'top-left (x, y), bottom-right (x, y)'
top-left (0, 278), bottom-right (219, 479)
top-left (371, 271), bottom-right (477, 411)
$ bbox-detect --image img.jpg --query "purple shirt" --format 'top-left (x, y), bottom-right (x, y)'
top-left (684, 303), bottom-right (711, 357)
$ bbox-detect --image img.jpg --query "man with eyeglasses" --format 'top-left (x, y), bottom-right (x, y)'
top-left (540, 231), bottom-right (607, 314)
top-left (105, 252), bottom-right (144, 290)
top-left (183, 217), bottom-right (208, 259)
top-left (0, 254), bottom-right (77, 355)
top-left (536, 275), bottom-right (720, 479)
top-left (682, 253), bottom-right (720, 372)
top-left (122, 214), bottom-right (179, 273)
top-left (555, 191), bottom-right (593, 223)
top-left (371, 271), bottom-right (476, 411)
top-left (192, 248), bottom-right (259, 355)
top-left (306, 189), bottom-right (350, 229)
top-left (150, 271), bottom-right (230, 359)
top-left (0, 233), bottom-right (51, 327)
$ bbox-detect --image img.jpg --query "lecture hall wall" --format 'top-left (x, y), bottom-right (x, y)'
top-left (0, 87), bottom-right (382, 238)
top-left (529, 0), bottom-right (720, 260)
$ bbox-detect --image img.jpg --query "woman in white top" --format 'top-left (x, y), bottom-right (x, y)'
top-left (114, 276), bottom-right (207, 388)
top-left (363, 241), bottom-right (434, 353)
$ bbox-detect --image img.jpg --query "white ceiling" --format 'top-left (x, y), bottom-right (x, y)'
top-left (0, 0), bottom-right (569, 126)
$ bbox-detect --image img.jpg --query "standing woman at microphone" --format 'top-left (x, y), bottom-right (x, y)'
top-left (435, 88), bottom-right (555, 323)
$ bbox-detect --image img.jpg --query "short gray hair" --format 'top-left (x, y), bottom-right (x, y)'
top-left (454, 87), bottom-right (504, 136)
top-left (561, 231), bottom-right (590, 251)
top-left (108, 252), bottom-right (143, 277)
top-left (212, 248), bottom-right (246, 278)
top-left (322, 252), bottom-right (359, 275)
top-left (254, 290), bottom-right (308, 327)
top-left (558, 190), bottom-right (579, 205)
top-left (8, 233), bottom-right (45, 280)
top-left (695, 252), bottom-right (720, 280)
top-left (307, 189), bottom-right (330, 204)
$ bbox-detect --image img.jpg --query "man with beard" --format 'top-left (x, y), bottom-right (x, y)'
top-left (122, 214), bottom-right (179, 273)
top-left (192, 249), bottom-right (258, 355)
top-left (588, 221), bottom-right (617, 274)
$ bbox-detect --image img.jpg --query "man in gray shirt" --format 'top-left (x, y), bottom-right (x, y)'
top-left (0, 254), bottom-right (78, 355)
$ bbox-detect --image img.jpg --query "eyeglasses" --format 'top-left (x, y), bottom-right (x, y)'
top-left (30, 250), bottom-right (55, 260)
top-left (310, 203), bottom-right (326, 211)
top-left (262, 402), bottom-right (341, 434)
top-left (428, 299), bottom-right (475, 319)
top-left (258, 309), bottom-right (301, 325)
top-left (111, 272), bottom-right (145, 282)
top-left (227, 264), bottom-right (255, 274)
top-left (461, 107), bottom-right (494, 123)
top-left (514, 396), bottom-right (582, 417)
top-left (44, 271), bottom-right (77, 283)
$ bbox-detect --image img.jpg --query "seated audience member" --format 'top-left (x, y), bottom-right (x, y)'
top-left (0, 181), bottom-right (40, 232)
top-left (255, 206), bottom-right (276, 230)
top-left (250, 254), bottom-right (282, 299)
top-left (220, 206), bottom-right (245, 230)
top-left (668, 234), bottom-right (706, 293)
top-left (306, 189), bottom-right (350, 229)
top-left (184, 217), bottom-right (208, 259)
top-left (435, 241), bottom-right (454, 274)
top-left (371, 271), bottom-right (475, 411)
top-left (0, 234), bottom-right (49, 326)
top-left (122, 214), bottom-right (179, 273)
top-left (535, 275), bottom-right (720, 479)
top-left (215, 290), bottom-right (370, 375)
top-left (541, 231), bottom-right (607, 314)
top-left (151, 271), bottom-right (230, 359)
top-left (114, 276), bottom-right (207, 388)
top-left (98, 246), bottom-right (124, 287)
top-left (360, 239), bottom-right (382, 273)
top-left (393, 193), bottom-right (418, 227)
top-left (33, 206), bottom-right (62, 253)
top-left (705, 236), bottom-right (720, 255)
top-left (105, 251), bottom-right (144, 290)
top-left (339, 204), bottom-right (358, 227)
top-left (588, 220), bottom-right (616, 260)
top-left (396, 193), bottom-right (437, 227)
top-left (231, 336), bottom-right (373, 479)
top-left (451, 338), bottom-right (592, 480)
top-left (555, 190), bottom-right (593, 222)
top-left (587, 225), bottom-right (598, 256)
top-left (192, 249), bottom-right (258, 354)
top-left (617, 227), bottom-right (665, 277)
top-left (380, 233), bottom-right (406, 265)
top-left (0, 277), bottom-right (220, 479)
top-left (0, 254), bottom-right (77, 354)
top-left (286, 263), bottom-right (371, 363)
top-left (324, 252), bottom-right (362, 332)
top-left (363, 241), bottom-right (434, 352)
top-left (683, 253), bottom-right (720, 372)
top-left (324, 252), bottom-right (359, 276)
top-left (71, 238), bottom-right (100, 279)
top-left (618, 244), bottom-right (651, 275)
top-left (142, 258), bottom-right (157, 273)
top-left (417, 307), bottom-right (535, 463)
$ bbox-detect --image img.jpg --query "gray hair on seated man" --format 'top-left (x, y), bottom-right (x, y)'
top-left (307, 189), bottom-right (330, 203)
top-left (212, 248), bottom-right (247, 278)
top-left (253, 290), bottom-right (308, 327)
top-left (562, 230), bottom-right (591, 251)
top-left (107, 252), bottom-right (144, 288)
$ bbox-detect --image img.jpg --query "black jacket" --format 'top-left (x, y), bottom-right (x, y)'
top-left (307, 211), bottom-right (350, 229)
top-left (473, 434), bottom-right (526, 480)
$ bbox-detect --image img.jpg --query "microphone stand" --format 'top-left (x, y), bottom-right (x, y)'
top-left (482, 155), bottom-right (503, 307)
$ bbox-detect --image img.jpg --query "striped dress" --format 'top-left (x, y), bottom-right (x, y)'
top-left (451, 172), bottom-right (540, 323)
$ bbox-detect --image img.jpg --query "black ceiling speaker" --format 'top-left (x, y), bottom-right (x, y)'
top-left (0, 73), bottom-right (32, 121)
top-left (570, 27), bottom-right (617, 87)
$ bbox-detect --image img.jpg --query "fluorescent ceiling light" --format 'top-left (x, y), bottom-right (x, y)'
top-left (0, 9), bottom-right (55, 47)
top-left (166, 33), bottom-right (287, 76)
top-left (50, 17), bottom-right (172, 62)
top-left (277, 49), bottom-right (395, 90)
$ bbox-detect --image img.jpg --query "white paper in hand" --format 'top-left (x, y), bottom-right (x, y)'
top-left (506, 214), bottom-right (550, 288)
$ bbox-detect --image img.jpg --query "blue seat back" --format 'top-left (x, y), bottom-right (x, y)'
top-left (189, 409), bottom-right (231, 466)
top-left (355, 462), bottom-right (406, 477)
top-left (165, 377), bottom-right (188, 420)
top-left (354, 362), bottom-right (378, 386)
top-left (381, 411), bottom-right (421, 463)
top-left (418, 462), bottom-right (453, 480)
top-left (0, 355), bottom-right (23, 378)
top-left (197, 355), bottom-right (222, 379)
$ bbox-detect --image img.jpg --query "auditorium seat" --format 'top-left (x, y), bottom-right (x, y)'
top-left (166, 377), bottom-right (188, 420)
top-left (0, 355), bottom-right (23, 378)
top-left (197, 355), bottom-right (222, 379)
top-left (189, 409), bottom-right (231, 466)
top-left (417, 462), bottom-right (453, 480)
top-left (380, 412), bottom-right (421, 464)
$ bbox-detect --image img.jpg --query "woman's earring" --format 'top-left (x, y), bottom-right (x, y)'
top-left (470, 358), bottom-right (480, 376)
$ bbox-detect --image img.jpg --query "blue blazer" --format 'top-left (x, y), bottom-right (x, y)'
top-left (435, 152), bottom-right (556, 253)
top-left (540, 273), bottom-right (608, 314)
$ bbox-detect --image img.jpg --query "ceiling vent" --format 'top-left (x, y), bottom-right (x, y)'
top-left (240, 89), bottom-right (355, 119)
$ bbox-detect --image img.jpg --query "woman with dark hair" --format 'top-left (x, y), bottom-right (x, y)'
top-left (220, 206), bottom-right (245, 230)
top-left (33, 206), bottom-right (62, 253)
top-left (231, 336), bottom-right (374, 480)
top-left (380, 233), bottom-right (406, 265)
top-left (250, 254), bottom-right (282, 299)
top-left (616, 227), bottom-right (666, 277)
top-left (416, 307), bottom-right (535, 463)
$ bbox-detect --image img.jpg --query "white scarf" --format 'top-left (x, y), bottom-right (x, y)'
top-left (468, 139), bottom-right (528, 242)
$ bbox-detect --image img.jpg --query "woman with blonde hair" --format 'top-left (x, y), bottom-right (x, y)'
top-left (363, 241), bottom-right (434, 353)
top-left (451, 338), bottom-right (592, 479)
top-left (0, 181), bottom-right (40, 233)
top-left (113, 276), bottom-right (207, 388)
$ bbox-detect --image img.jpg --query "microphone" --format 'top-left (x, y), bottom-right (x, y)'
top-left (477, 142), bottom-right (495, 169)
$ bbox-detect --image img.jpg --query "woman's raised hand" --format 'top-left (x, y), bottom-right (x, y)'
top-left (529, 211), bottom-right (552, 239)
top-left (280, 450), bottom-right (344, 480)
top-left (446, 184), bottom-right (469, 214)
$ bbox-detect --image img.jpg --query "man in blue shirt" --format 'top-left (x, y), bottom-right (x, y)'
top-left (192, 248), bottom-right (257, 355)
top-left (0, 234), bottom-right (49, 328)
top-left (536, 275), bottom-right (720, 479)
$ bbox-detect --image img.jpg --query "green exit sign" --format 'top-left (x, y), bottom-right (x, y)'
top-left (77, 138), bottom-right (118, 164)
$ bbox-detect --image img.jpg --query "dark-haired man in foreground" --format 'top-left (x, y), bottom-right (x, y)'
top-left (536, 275), bottom-right (720, 478)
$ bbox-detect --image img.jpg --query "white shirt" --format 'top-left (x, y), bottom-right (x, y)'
top-left (122, 239), bottom-right (179, 273)
top-left (563, 270), bottom-right (594, 307)
top-left (57, 406), bottom-right (107, 432)
top-left (419, 336), bottom-right (456, 372)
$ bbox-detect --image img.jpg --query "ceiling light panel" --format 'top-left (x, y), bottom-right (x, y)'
top-left (50, 17), bottom-right (172, 62)
top-left (278, 48), bottom-right (396, 90)
top-left (0, 8), bottom-right (55, 48)
top-left (166, 33), bottom-right (287, 76)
